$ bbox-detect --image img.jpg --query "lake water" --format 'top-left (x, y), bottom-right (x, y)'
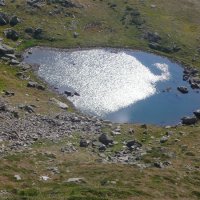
top-left (24, 48), bottom-right (200, 125)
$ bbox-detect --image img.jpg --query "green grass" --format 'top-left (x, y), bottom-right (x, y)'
top-left (0, 1), bottom-right (200, 200)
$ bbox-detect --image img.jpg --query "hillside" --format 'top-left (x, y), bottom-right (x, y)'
top-left (0, 0), bottom-right (200, 199)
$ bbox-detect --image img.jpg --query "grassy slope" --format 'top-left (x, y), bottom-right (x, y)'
top-left (0, 0), bottom-right (200, 199)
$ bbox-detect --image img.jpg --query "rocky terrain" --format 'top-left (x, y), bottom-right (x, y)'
top-left (0, 0), bottom-right (200, 200)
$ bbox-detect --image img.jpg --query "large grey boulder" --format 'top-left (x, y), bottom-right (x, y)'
top-left (126, 140), bottom-right (142, 149)
top-left (10, 16), bottom-right (20, 26)
top-left (193, 109), bottom-right (200, 119)
top-left (0, 12), bottom-right (9, 25)
top-left (181, 116), bottom-right (197, 125)
top-left (0, 0), bottom-right (5, 6)
top-left (4, 29), bottom-right (19, 41)
top-left (145, 32), bottom-right (161, 43)
top-left (177, 86), bottom-right (188, 94)
top-left (0, 43), bottom-right (14, 55)
top-left (99, 133), bottom-right (113, 145)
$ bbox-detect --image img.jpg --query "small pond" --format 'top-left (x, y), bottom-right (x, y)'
top-left (24, 48), bottom-right (200, 125)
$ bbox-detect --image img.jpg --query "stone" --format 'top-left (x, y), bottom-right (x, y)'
top-left (25, 27), bottom-right (34, 34)
top-left (181, 116), bottom-right (197, 125)
top-left (18, 105), bottom-right (35, 113)
top-left (9, 16), bottom-right (20, 26)
top-left (0, 0), bottom-right (5, 6)
top-left (4, 29), bottom-right (19, 41)
top-left (141, 124), bottom-right (147, 129)
top-left (0, 12), bottom-right (8, 25)
top-left (177, 86), bottom-right (188, 94)
top-left (99, 144), bottom-right (106, 152)
top-left (27, 81), bottom-right (45, 90)
top-left (5, 54), bottom-right (17, 59)
top-left (145, 32), bottom-right (161, 43)
top-left (14, 175), bottom-right (21, 181)
top-left (9, 59), bottom-right (20, 65)
top-left (79, 139), bottom-right (90, 147)
top-left (27, 81), bottom-right (38, 88)
top-left (74, 92), bottom-right (80, 96)
top-left (0, 44), bottom-right (14, 55)
top-left (154, 162), bottom-right (164, 168)
top-left (64, 90), bottom-right (73, 96)
top-left (111, 131), bottom-right (121, 136)
top-left (193, 109), bottom-right (200, 119)
top-left (40, 176), bottom-right (50, 181)
top-left (33, 28), bottom-right (43, 39)
top-left (126, 140), bottom-right (142, 149)
top-left (73, 32), bottom-right (79, 38)
top-left (4, 90), bottom-right (15, 97)
top-left (65, 178), bottom-right (86, 184)
top-left (129, 128), bottom-right (135, 134)
top-left (99, 133), bottom-right (113, 145)
top-left (50, 98), bottom-right (68, 109)
top-left (160, 136), bottom-right (168, 143)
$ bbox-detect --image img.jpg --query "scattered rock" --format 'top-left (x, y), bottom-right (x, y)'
top-left (18, 104), bottom-right (35, 113)
top-left (9, 16), bottom-right (20, 26)
top-left (0, 43), bottom-right (14, 55)
top-left (40, 176), bottom-right (50, 181)
top-left (9, 59), bottom-right (20, 65)
top-left (0, 0), bottom-right (5, 6)
top-left (181, 116), bottom-right (197, 125)
top-left (50, 98), bottom-right (68, 109)
top-left (160, 136), bottom-right (168, 143)
top-left (0, 12), bottom-right (8, 25)
top-left (129, 128), bottom-right (135, 134)
top-left (145, 32), bottom-right (161, 43)
top-left (14, 175), bottom-right (21, 181)
top-left (79, 139), bottom-right (90, 147)
top-left (73, 32), bottom-right (79, 38)
top-left (3, 90), bottom-right (15, 97)
top-left (193, 109), bottom-right (200, 119)
top-left (27, 81), bottom-right (45, 90)
top-left (177, 86), bottom-right (188, 94)
top-left (126, 140), bottom-right (142, 149)
top-left (99, 133), bottom-right (113, 145)
top-left (4, 29), bottom-right (19, 41)
top-left (65, 178), bottom-right (86, 184)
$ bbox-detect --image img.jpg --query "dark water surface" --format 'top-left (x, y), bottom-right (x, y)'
top-left (24, 48), bottom-right (200, 125)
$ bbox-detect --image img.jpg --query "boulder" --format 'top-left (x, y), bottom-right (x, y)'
top-left (25, 27), bottom-right (34, 34)
top-left (18, 105), bottom-right (35, 113)
top-left (9, 16), bottom-right (20, 26)
top-left (181, 116), bottom-right (197, 125)
top-left (27, 81), bottom-right (38, 88)
top-left (0, 44), bottom-right (14, 55)
top-left (193, 109), bottom-right (200, 119)
top-left (98, 133), bottom-right (113, 145)
top-left (64, 90), bottom-right (73, 96)
top-left (27, 81), bottom-right (45, 90)
top-left (177, 86), bottom-right (188, 94)
top-left (65, 178), bottom-right (86, 184)
top-left (4, 29), bottom-right (19, 41)
top-left (9, 59), bottom-right (20, 65)
top-left (4, 90), bottom-right (15, 97)
top-left (79, 139), bottom-right (90, 147)
top-left (126, 140), bottom-right (142, 149)
top-left (50, 98), bottom-right (68, 109)
top-left (145, 32), bottom-right (161, 43)
top-left (73, 32), bottom-right (79, 38)
top-left (99, 144), bottom-right (106, 151)
top-left (0, 12), bottom-right (8, 25)
top-left (160, 136), bottom-right (168, 143)
top-left (0, 0), bottom-right (5, 6)
top-left (33, 28), bottom-right (43, 39)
